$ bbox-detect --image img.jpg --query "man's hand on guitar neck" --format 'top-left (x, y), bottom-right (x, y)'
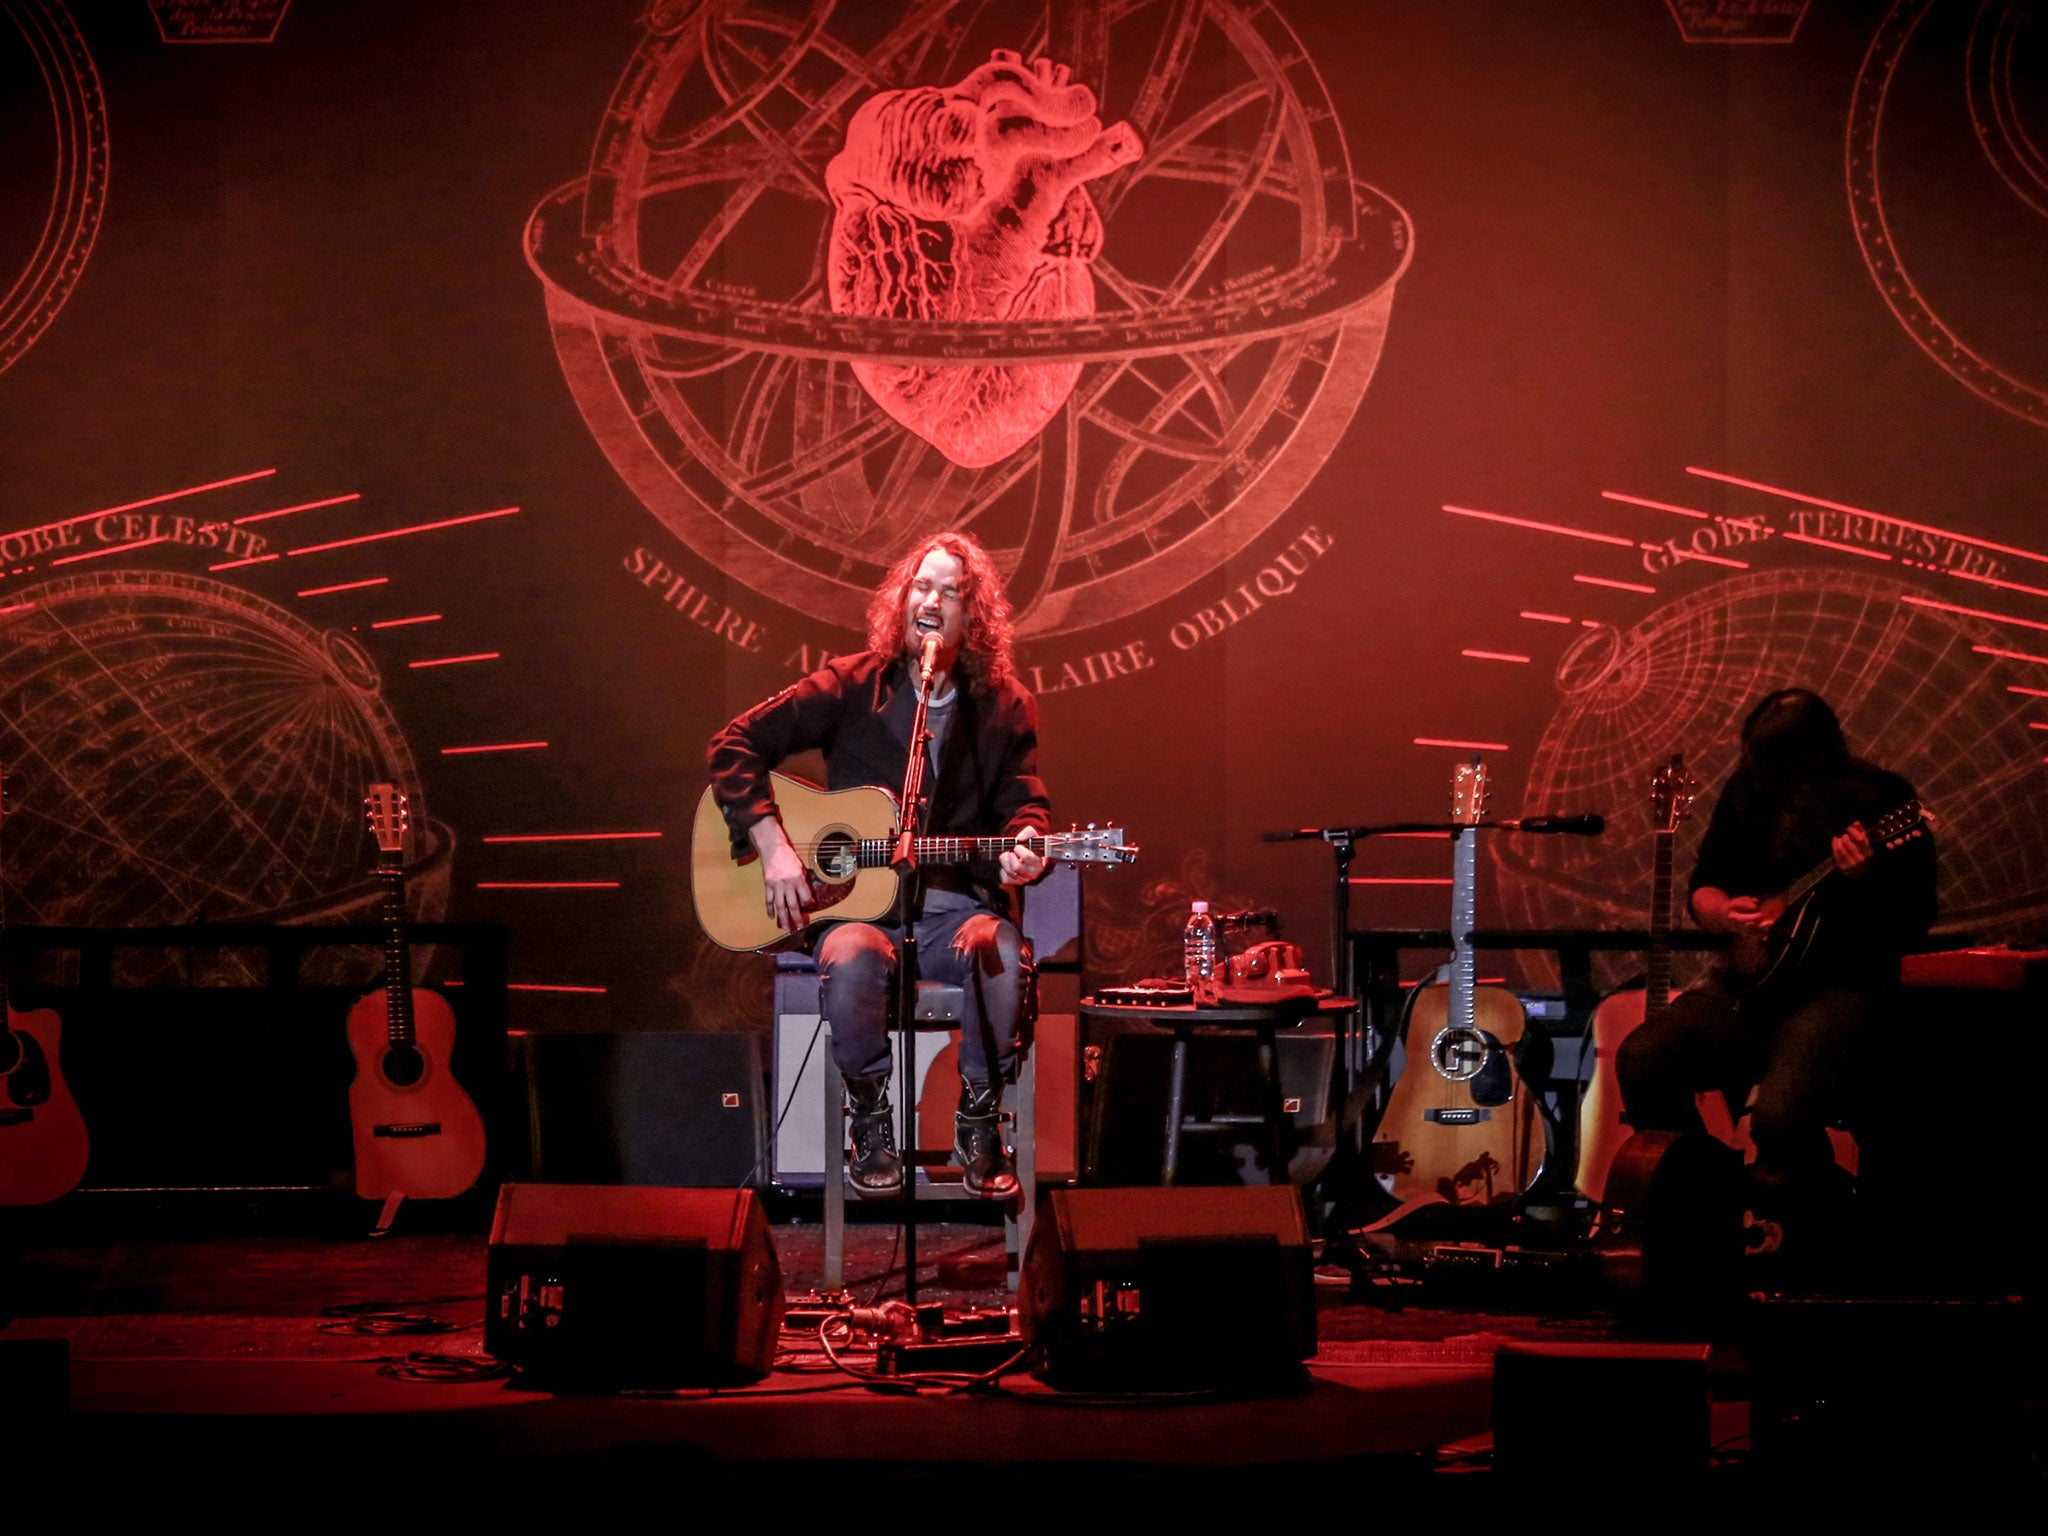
top-left (1831, 821), bottom-right (1873, 879)
top-left (999, 829), bottom-right (1047, 887)
top-left (749, 817), bottom-right (814, 934)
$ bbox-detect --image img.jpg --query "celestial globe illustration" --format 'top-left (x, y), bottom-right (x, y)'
top-left (0, 0), bottom-right (109, 377)
top-left (0, 572), bottom-right (448, 977)
top-left (527, 0), bottom-right (1411, 636)
top-left (1494, 569), bottom-right (2048, 991)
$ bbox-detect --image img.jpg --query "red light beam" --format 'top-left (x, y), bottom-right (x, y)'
top-left (287, 506), bottom-right (519, 557)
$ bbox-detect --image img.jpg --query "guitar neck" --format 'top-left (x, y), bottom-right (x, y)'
top-left (380, 860), bottom-right (414, 1046)
top-left (854, 832), bottom-right (1048, 867)
top-left (1449, 827), bottom-right (1476, 1028)
top-left (1645, 829), bottom-right (1674, 1013)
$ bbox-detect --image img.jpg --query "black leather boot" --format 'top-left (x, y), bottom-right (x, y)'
top-left (844, 1074), bottom-right (903, 1197)
top-left (955, 1082), bottom-right (1017, 1200)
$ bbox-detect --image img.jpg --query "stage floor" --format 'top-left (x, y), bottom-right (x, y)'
top-left (1, 1194), bottom-right (2039, 1504)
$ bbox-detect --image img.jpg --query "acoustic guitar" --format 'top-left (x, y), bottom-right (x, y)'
top-left (0, 763), bottom-right (90, 1205)
top-left (691, 772), bottom-right (1136, 952)
top-left (1370, 759), bottom-right (1544, 1207)
top-left (1575, 753), bottom-right (1698, 1203)
top-left (346, 784), bottom-right (485, 1225)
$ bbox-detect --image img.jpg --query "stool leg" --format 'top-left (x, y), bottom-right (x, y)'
top-left (1258, 1026), bottom-right (1288, 1184)
top-left (1010, 1049), bottom-right (1035, 1293)
top-left (823, 1025), bottom-right (845, 1294)
top-left (1163, 1033), bottom-right (1190, 1185)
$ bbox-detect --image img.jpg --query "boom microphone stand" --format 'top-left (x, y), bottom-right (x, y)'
top-left (891, 637), bottom-right (942, 1307)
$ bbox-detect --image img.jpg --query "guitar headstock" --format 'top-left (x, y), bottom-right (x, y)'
top-left (365, 782), bottom-right (409, 858)
top-left (1050, 824), bottom-right (1139, 865)
top-left (1869, 798), bottom-right (1931, 852)
top-left (1450, 758), bottom-right (1489, 826)
top-left (1650, 753), bottom-right (1700, 834)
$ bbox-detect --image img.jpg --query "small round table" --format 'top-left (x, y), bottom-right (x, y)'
top-left (1079, 994), bottom-right (1358, 1184)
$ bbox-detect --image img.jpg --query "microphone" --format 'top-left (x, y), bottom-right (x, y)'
top-left (1504, 813), bottom-right (1605, 835)
top-left (918, 633), bottom-right (939, 688)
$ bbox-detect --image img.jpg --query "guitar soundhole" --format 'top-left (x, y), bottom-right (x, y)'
top-left (1429, 1026), bottom-right (1489, 1082)
top-left (382, 1043), bottom-right (426, 1088)
top-left (815, 827), bottom-right (859, 882)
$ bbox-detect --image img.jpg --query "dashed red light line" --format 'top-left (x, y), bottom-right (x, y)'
top-left (1350, 877), bottom-right (1454, 887)
top-left (2031, 722), bottom-right (2048, 732)
top-left (235, 493), bottom-right (361, 525)
top-left (1462, 649), bottom-right (1531, 663)
top-left (1574, 574), bottom-right (1657, 594)
top-left (506, 983), bottom-right (610, 995)
top-left (372, 614), bottom-right (442, 629)
top-left (286, 505), bottom-right (519, 557)
top-left (1974, 645), bottom-right (2048, 665)
top-left (211, 553), bottom-right (279, 571)
top-left (299, 577), bottom-right (389, 597)
top-left (1781, 532), bottom-right (1892, 561)
top-left (2008, 686), bottom-right (2048, 698)
top-left (0, 601), bottom-right (35, 617)
top-left (0, 468), bottom-right (277, 545)
top-left (1685, 466), bottom-right (2048, 568)
top-left (51, 537), bottom-right (166, 566)
top-left (1947, 568), bottom-right (2048, 601)
top-left (1602, 491), bottom-right (1709, 519)
top-left (482, 831), bottom-right (664, 844)
top-left (1904, 595), bottom-right (2048, 633)
top-left (1521, 611), bottom-right (1572, 624)
top-left (408, 652), bottom-right (499, 669)
top-left (1414, 737), bottom-right (1511, 752)
top-left (441, 741), bottom-right (549, 756)
top-left (1444, 504), bottom-right (1636, 548)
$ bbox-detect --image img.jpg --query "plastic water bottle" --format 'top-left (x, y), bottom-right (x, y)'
top-left (1183, 900), bottom-right (1218, 985)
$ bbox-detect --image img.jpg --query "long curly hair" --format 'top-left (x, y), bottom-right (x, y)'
top-left (865, 532), bottom-right (1017, 693)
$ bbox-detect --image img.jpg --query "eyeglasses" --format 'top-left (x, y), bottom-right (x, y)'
top-left (910, 578), bottom-right (965, 605)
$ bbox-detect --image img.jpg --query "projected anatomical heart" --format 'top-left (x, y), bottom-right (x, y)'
top-left (826, 50), bottom-right (1142, 468)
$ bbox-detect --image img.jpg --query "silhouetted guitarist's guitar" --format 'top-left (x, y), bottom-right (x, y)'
top-left (0, 764), bottom-right (89, 1205)
top-left (1371, 759), bottom-right (1543, 1207)
top-left (347, 784), bottom-right (484, 1229)
top-left (1727, 798), bottom-right (1931, 1011)
top-left (1576, 753), bottom-right (1698, 1203)
top-left (691, 772), bottom-right (1137, 952)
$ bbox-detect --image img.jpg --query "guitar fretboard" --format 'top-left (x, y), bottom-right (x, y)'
top-left (853, 833), bottom-right (1053, 867)
top-left (380, 861), bottom-right (415, 1047)
top-left (1645, 828), bottom-right (1675, 1015)
top-left (1449, 826), bottom-right (1476, 1031)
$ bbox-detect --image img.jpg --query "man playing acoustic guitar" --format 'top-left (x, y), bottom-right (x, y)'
top-left (708, 533), bottom-right (1050, 1199)
top-left (1616, 688), bottom-right (1936, 1271)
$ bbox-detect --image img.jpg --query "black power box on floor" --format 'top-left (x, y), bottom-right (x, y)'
top-left (485, 1183), bottom-right (784, 1388)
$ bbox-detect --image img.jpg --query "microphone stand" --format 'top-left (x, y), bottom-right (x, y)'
top-left (891, 642), bottom-right (940, 1307)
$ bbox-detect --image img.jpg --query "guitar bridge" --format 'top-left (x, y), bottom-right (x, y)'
top-left (373, 1122), bottom-right (443, 1138)
top-left (0, 1108), bottom-right (32, 1127)
top-left (1423, 1107), bottom-right (1491, 1125)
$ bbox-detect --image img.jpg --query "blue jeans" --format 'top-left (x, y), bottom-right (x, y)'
top-left (813, 902), bottom-right (1026, 1089)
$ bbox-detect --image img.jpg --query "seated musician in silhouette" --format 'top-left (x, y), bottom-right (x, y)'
top-left (1615, 689), bottom-right (1936, 1258)
top-left (707, 533), bottom-right (1050, 1201)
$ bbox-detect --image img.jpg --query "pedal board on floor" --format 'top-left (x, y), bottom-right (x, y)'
top-left (1351, 1230), bottom-right (1598, 1306)
top-left (873, 1306), bottom-right (1021, 1375)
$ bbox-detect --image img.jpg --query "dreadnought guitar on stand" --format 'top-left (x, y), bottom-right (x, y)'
top-left (1370, 759), bottom-right (1544, 1208)
top-left (691, 772), bottom-right (1137, 952)
top-left (0, 763), bottom-right (90, 1205)
top-left (1575, 753), bottom-right (1698, 1203)
top-left (347, 783), bottom-right (485, 1233)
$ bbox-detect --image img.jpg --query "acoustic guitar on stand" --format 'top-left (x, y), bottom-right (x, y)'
top-left (1370, 759), bottom-right (1544, 1208)
top-left (347, 783), bottom-right (485, 1232)
top-left (691, 772), bottom-right (1136, 952)
top-left (1575, 753), bottom-right (1697, 1203)
top-left (0, 763), bottom-right (90, 1205)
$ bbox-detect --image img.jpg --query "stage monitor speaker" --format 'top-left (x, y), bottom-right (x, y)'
top-left (1020, 1185), bottom-right (1315, 1392)
top-left (485, 1183), bottom-right (783, 1387)
top-left (523, 1030), bottom-right (766, 1187)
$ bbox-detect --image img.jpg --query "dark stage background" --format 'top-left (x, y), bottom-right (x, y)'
top-left (4, 0), bottom-right (2045, 1043)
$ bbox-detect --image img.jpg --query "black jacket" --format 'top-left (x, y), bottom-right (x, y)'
top-left (707, 650), bottom-right (1051, 910)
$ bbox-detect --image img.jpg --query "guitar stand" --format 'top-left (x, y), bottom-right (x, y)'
top-left (369, 1191), bottom-right (405, 1238)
